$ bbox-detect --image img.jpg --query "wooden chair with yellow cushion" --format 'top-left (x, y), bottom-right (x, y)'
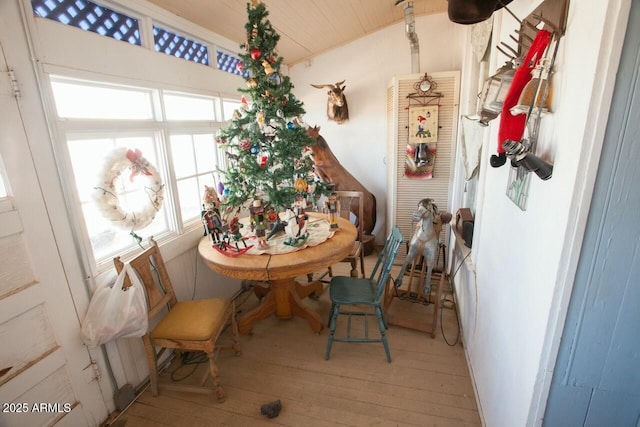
top-left (114, 237), bottom-right (241, 403)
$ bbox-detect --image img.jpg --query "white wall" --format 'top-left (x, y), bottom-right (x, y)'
top-left (289, 13), bottom-right (466, 241)
top-left (292, 1), bottom-right (628, 426)
top-left (452, 0), bottom-right (628, 426)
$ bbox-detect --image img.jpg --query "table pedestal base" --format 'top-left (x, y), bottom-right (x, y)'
top-left (239, 279), bottom-right (324, 334)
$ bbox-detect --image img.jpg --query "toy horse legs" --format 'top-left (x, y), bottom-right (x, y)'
top-left (395, 238), bottom-right (438, 294)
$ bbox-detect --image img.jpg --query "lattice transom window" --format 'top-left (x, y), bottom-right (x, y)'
top-left (216, 50), bottom-right (245, 76)
top-left (31, 0), bottom-right (141, 46)
top-left (153, 26), bottom-right (209, 66)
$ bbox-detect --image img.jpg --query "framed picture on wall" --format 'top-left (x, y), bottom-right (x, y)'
top-left (408, 105), bottom-right (438, 144)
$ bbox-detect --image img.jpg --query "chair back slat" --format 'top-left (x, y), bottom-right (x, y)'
top-left (114, 238), bottom-right (178, 320)
top-left (335, 190), bottom-right (364, 242)
top-left (371, 226), bottom-right (403, 300)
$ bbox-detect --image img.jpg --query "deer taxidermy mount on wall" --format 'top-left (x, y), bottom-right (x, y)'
top-left (307, 126), bottom-right (376, 235)
top-left (311, 81), bottom-right (349, 124)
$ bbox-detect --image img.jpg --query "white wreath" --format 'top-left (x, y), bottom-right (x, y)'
top-left (93, 147), bottom-right (164, 231)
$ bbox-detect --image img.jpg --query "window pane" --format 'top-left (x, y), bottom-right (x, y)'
top-left (32, 0), bottom-right (141, 46)
top-left (153, 26), bottom-right (209, 66)
top-left (51, 78), bottom-right (153, 119)
top-left (163, 92), bottom-right (216, 121)
top-left (216, 50), bottom-right (245, 76)
top-left (194, 133), bottom-right (217, 173)
top-left (222, 99), bottom-right (241, 122)
top-left (176, 177), bottom-right (200, 222)
top-left (66, 133), bottom-right (168, 259)
top-left (170, 134), bottom-right (196, 178)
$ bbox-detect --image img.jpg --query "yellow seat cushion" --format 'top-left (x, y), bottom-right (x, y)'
top-left (150, 297), bottom-right (231, 341)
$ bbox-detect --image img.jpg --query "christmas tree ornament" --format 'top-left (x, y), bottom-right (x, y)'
top-left (247, 78), bottom-right (258, 89)
top-left (287, 122), bottom-right (294, 130)
top-left (239, 139), bottom-right (251, 151)
top-left (240, 96), bottom-right (249, 110)
top-left (276, 109), bottom-right (284, 118)
top-left (270, 73), bottom-right (282, 86)
top-left (250, 48), bottom-right (262, 60)
top-left (250, 145), bottom-right (259, 155)
top-left (294, 176), bottom-right (308, 193)
top-left (262, 60), bottom-right (274, 75)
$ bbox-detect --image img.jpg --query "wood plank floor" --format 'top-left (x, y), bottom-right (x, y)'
top-left (106, 253), bottom-right (481, 427)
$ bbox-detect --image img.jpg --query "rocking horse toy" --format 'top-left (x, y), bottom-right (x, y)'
top-left (394, 198), bottom-right (451, 295)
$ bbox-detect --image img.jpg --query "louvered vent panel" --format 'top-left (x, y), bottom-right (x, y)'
top-left (386, 72), bottom-right (460, 258)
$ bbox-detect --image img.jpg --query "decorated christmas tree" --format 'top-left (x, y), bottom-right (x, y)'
top-left (217, 0), bottom-right (329, 216)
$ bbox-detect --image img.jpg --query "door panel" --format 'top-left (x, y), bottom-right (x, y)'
top-left (0, 3), bottom-right (109, 423)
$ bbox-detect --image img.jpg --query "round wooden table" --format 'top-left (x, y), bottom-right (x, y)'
top-left (198, 214), bottom-right (356, 334)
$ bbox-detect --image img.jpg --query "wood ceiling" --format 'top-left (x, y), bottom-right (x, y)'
top-left (145, 0), bottom-right (449, 66)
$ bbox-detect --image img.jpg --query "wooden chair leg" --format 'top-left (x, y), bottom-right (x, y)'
top-left (206, 352), bottom-right (225, 403)
top-left (325, 304), bottom-right (339, 360)
top-left (349, 259), bottom-right (358, 277)
top-left (143, 336), bottom-right (160, 396)
top-left (375, 305), bottom-right (392, 363)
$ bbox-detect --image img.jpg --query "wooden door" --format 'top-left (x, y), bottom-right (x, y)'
top-left (0, 25), bottom-right (108, 427)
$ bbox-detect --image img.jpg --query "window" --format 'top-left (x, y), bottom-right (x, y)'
top-left (153, 26), bottom-right (209, 66)
top-left (216, 49), bottom-right (246, 76)
top-left (50, 76), bottom-right (227, 269)
top-left (32, 0), bottom-right (141, 46)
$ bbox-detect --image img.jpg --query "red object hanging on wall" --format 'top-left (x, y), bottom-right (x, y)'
top-left (491, 29), bottom-right (551, 167)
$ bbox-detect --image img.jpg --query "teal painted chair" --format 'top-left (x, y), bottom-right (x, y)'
top-left (325, 226), bottom-right (403, 363)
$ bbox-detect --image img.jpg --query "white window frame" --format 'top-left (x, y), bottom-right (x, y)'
top-left (47, 73), bottom-right (232, 274)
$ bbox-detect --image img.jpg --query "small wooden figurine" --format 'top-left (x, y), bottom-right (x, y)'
top-left (250, 199), bottom-right (269, 248)
top-left (326, 192), bottom-right (339, 229)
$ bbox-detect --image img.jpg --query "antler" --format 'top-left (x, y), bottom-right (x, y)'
top-left (311, 80), bottom-right (345, 89)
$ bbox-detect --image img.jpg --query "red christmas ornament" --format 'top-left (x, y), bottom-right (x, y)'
top-left (251, 48), bottom-right (262, 60)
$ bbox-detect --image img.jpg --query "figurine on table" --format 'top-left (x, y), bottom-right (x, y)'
top-left (326, 192), bottom-right (339, 229)
top-left (250, 199), bottom-right (269, 248)
top-left (293, 193), bottom-right (308, 230)
top-left (225, 216), bottom-right (246, 249)
top-left (201, 186), bottom-right (224, 245)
